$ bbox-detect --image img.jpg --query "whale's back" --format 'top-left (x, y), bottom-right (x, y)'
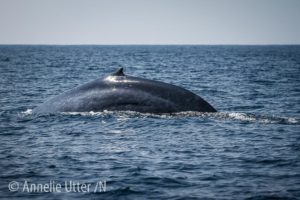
top-left (33, 69), bottom-right (217, 114)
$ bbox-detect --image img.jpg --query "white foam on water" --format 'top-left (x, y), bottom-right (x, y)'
top-left (219, 112), bottom-right (299, 125)
top-left (287, 117), bottom-right (298, 124)
top-left (227, 112), bottom-right (256, 121)
top-left (21, 109), bottom-right (33, 115)
top-left (21, 108), bottom-right (299, 125)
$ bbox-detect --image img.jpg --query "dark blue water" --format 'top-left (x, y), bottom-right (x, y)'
top-left (0, 45), bottom-right (299, 200)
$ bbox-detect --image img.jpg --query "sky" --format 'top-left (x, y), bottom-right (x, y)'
top-left (0, 0), bottom-right (299, 44)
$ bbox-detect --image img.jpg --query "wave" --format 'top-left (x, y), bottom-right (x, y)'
top-left (220, 112), bottom-right (299, 125)
top-left (21, 109), bottom-right (299, 125)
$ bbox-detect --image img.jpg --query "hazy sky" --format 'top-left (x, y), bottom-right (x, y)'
top-left (0, 0), bottom-right (299, 44)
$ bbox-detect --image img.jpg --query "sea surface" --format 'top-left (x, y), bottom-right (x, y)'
top-left (0, 45), bottom-right (299, 200)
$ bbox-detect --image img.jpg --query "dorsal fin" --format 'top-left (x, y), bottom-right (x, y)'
top-left (111, 68), bottom-right (125, 76)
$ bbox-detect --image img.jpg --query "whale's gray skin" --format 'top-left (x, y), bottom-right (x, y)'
top-left (33, 68), bottom-right (217, 114)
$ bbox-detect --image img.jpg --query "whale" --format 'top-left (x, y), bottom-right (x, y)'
top-left (33, 68), bottom-right (217, 114)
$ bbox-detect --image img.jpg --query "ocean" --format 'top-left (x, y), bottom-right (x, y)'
top-left (0, 45), bottom-right (299, 199)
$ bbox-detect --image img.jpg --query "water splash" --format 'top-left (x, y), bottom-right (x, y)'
top-left (22, 109), bottom-right (33, 115)
top-left (22, 109), bottom-right (299, 125)
top-left (215, 112), bottom-right (299, 125)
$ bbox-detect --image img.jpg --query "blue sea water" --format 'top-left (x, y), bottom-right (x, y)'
top-left (0, 45), bottom-right (299, 200)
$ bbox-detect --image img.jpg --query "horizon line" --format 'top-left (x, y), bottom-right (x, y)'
top-left (0, 43), bottom-right (300, 46)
